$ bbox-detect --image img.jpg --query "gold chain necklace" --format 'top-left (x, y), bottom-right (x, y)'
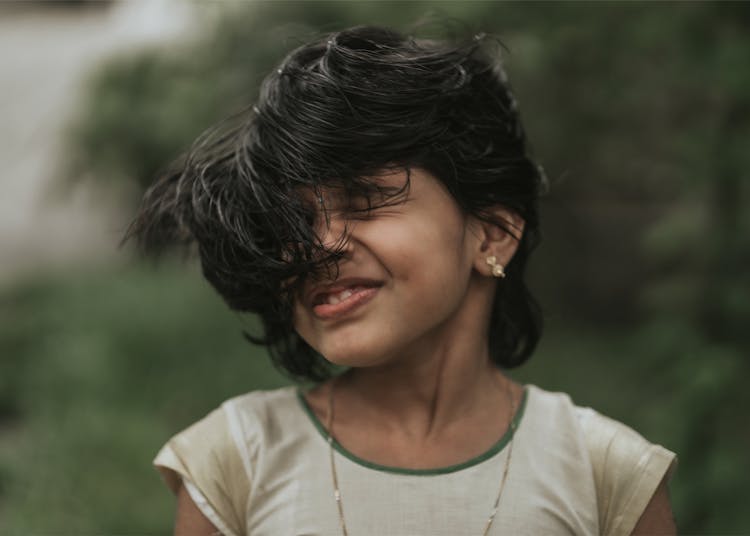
top-left (325, 376), bottom-right (517, 536)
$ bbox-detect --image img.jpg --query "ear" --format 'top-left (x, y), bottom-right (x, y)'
top-left (471, 207), bottom-right (525, 277)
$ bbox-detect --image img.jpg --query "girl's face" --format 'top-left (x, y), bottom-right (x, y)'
top-left (292, 168), bottom-right (491, 368)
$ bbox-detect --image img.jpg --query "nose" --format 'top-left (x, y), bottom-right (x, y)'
top-left (314, 210), bottom-right (353, 254)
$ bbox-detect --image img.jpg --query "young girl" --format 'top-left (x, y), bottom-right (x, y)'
top-left (129, 25), bottom-right (676, 535)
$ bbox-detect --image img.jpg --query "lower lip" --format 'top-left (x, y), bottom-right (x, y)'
top-left (312, 286), bottom-right (380, 320)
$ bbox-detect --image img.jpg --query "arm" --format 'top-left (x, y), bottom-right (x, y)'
top-left (174, 481), bottom-right (221, 536)
top-left (630, 476), bottom-right (676, 536)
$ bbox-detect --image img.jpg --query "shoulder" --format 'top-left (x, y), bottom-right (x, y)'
top-left (153, 386), bottom-right (300, 536)
top-left (221, 385), bottom-right (302, 432)
top-left (525, 385), bottom-right (677, 536)
top-left (523, 383), bottom-right (676, 464)
top-left (576, 404), bottom-right (676, 535)
top-left (572, 400), bottom-right (677, 492)
top-left (522, 384), bottom-right (590, 446)
top-left (159, 386), bottom-right (300, 478)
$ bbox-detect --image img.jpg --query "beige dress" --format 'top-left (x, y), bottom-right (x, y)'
top-left (154, 384), bottom-right (676, 535)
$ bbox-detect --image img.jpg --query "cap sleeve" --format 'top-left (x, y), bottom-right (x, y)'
top-left (154, 406), bottom-right (251, 536)
top-left (578, 408), bottom-right (677, 536)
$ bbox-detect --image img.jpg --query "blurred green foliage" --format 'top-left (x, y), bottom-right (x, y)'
top-left (0, 262), bottom-right (287, 531)
top-left (2, 1), bottom-right (748, 533)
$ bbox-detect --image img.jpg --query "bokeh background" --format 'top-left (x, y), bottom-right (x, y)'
top-left (1, 1), bottom-right (748, 533)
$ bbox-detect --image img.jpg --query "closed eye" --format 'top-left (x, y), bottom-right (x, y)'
top-left (346, 207), bottom-right (375, 220)
top-left (345, 193), bottom-right (408, 218)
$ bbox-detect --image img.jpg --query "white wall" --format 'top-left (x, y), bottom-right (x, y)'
top-left (0, 0), bottom-right (195, 284)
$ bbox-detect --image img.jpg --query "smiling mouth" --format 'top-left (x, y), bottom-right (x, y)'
top-left (311, 284), bottom-right (381, 320)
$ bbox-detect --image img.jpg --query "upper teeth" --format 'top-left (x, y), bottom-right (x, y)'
top-left (325, 287), bottom-right (356, 305)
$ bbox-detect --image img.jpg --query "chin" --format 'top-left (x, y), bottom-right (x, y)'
top-left (323, 354), bottom-right (389, 370)
top-left (320, 347), bottom-right (385, 369)
top-left (316, 336), bottom-right (393, 369)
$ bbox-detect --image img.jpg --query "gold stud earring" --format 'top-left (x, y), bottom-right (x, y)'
top-left (485, 256), bottom-right (506, 278)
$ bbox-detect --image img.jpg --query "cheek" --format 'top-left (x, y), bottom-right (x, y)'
top-left (389, 254), bottom-right (472, 331)
top-left (292, 302), bottom-right (315, 345)
top-left (391, 220), bottom-right (473, 287)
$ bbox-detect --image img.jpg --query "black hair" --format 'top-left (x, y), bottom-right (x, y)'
top-left (125, 24), bottom-right (545, 382)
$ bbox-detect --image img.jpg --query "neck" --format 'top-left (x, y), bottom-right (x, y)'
top-left (335, 316), bottom-right (509, 440)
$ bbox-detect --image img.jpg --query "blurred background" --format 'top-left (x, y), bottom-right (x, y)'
top-left (1, 1), bottom-right (748, 533)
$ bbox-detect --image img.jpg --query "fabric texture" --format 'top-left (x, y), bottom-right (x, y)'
top-left (154, 384), bottom-right (676, 535)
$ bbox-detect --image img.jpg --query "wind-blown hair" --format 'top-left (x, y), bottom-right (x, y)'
top-left (126, 24), bottom-right (545, 382)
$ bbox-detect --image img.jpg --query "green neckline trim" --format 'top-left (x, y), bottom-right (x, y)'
top-left (295, 385), bottom-right (528, 476)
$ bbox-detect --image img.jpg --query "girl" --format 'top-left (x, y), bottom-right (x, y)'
top-left (128, 25), bottom-right (676, 535)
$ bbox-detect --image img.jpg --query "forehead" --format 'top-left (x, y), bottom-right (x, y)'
top-left (295, 168), bottom-right (411, 207)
